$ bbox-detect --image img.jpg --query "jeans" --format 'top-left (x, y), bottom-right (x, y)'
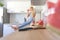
top-left (18, 17), bottom-right (33, 29)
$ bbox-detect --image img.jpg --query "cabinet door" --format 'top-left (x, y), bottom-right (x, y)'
top-left (0, 23), bottom-right (3, 37)
top-left (3, 8), bottom-right (10, 23)
top-left (31, 0), bottom-right (46, 5)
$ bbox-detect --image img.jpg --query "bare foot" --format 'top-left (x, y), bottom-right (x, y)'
top-left (11, 25), bottom-right (18, 30)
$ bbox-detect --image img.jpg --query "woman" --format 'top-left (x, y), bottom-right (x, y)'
top-left (27, 6), bottom-right (36, 26)
top-left (11, 6), bottom-right (36, 30)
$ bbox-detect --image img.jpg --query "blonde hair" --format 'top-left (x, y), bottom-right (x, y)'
top-left (30, 6), bottom-right (34, 10)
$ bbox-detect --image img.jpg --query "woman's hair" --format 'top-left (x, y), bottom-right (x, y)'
top-left (30, 6), bottom-right (34, 10)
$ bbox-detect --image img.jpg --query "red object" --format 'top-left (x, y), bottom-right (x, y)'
top-left (37, 20), bottom-right (44, 26)
top-left (47, 0), bottom-right (60, 29)
top-left (47, 1), bottom-right (55, 9)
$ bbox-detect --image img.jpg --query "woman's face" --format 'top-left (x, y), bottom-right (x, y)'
top-left (27, 9), bottom-right (29, 12)
top-left (29, 7), bottom-right (33, 11)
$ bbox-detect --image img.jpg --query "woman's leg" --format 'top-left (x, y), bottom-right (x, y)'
top-left (11, 17), bottom-right (33, 30)
top-left (31, 17), bottom-right (35, 26)
top-left (18, 17), bottom-right (33, 29)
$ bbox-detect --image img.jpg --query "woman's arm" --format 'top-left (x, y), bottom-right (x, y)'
top-left (32, 10), bottom-right (36, 18)
top-left (27, 11), bottom-right (30, 17)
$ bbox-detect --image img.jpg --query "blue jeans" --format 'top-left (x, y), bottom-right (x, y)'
top-left (18, 17), bottom-right (33, 29)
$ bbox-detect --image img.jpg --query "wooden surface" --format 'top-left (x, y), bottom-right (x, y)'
top-left (0, 29), bottom-right (60, 40)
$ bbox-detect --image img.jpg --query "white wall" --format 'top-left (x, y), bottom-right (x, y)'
top-left (7, 1), bottom-right (31, 13)
top-left (0, 7), bottom-right (3, 23)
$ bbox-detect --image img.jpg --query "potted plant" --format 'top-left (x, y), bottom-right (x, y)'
top-left (0, 2), bottom-right (4, 7)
